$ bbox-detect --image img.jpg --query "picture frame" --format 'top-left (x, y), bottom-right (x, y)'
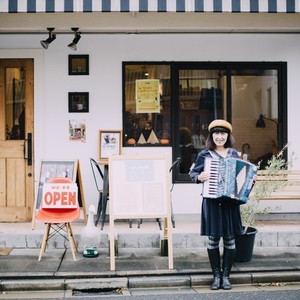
top-left (68, 92), bottom-right (89, 113)
top-left (99, 130), bottom-right (122, 162)
top-left (68, 54), bottom-right (89, 75)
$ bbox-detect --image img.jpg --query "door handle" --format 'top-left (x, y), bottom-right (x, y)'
top-left (24, 133), bottom-right (32, 166)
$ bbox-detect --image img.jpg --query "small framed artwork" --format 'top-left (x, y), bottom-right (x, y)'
top-left (68, 92), bottom-right (89, 113)
top-left (68, 54), bottom-right (89, 75)
top-left (99, 130), bottom-right (122, 162)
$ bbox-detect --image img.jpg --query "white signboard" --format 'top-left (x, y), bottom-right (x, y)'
top-left (108, 154), bottom-right (173, 271)
top-left (111, 159), bottom-right (167, 216)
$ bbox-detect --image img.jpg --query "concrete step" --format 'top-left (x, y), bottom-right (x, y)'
top-left (1, 219), bottom-right (299, 250)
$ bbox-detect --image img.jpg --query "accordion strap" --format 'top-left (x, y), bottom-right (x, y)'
top-left (208, 150), bottom-right (222, 160)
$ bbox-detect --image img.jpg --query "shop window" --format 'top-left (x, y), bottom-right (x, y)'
top-left (123, 63), bottom-right (171, 146)
top-left (122, 62), bottom-right (287, 182)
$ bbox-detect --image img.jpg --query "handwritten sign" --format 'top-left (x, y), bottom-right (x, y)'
top-left (42, 183), bottom-right (78, 208)
top-left (136, 79), bottom-right (160, 113)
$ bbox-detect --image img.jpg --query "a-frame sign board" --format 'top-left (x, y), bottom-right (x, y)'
top-left (31, 159), bottom-right (87, 229)
top-left (109, 154), bottom-right (173, 271)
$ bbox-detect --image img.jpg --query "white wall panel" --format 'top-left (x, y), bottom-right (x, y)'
top-left (1, 33), bottom-right (300, 215)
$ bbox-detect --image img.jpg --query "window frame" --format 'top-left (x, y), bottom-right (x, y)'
top-left (122, 61), bottom-right (287, 183)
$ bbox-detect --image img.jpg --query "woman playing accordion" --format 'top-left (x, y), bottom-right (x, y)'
top-left (190, 119), bottom-right (256, 291)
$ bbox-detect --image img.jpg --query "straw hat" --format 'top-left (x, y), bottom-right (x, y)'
top-left (208, 119), bottom-right (232, 133)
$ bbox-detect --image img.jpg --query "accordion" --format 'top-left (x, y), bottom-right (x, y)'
top-left (202, 157), bottom-right (257, 204)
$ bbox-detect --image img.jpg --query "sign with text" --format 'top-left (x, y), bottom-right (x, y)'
top-left (108, 154), bottom-right (173, 271)
top-left (135, 79), bottom-right (160, 113)
top-left (42, 183), bottom-right (78, 208)
top-left (109, 154), bottom-right (170, 217)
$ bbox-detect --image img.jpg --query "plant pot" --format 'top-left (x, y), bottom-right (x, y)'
top-left (235, 226), bottom-right (257, 262)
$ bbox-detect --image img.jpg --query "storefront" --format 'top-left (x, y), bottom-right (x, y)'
top-left (0, 0), bottom-right (300, 222)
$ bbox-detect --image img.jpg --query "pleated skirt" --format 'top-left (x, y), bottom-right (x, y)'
top-left (201, 197), bottom-right (243, 237)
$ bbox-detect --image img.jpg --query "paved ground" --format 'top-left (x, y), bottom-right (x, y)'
top-left (0, 219), bottom-right (299, 293)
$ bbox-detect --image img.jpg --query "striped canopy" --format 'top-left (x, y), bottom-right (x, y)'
top-left (0, 0), bottom-right (298, 13)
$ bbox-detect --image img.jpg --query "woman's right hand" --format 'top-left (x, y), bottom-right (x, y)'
top-left (198, 171), bottom-right (209, 183)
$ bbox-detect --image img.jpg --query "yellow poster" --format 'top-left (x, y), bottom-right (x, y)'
top-left (136, 79), bottom-right (160, 113)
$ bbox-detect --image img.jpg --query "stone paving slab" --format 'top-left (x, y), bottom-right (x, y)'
top-left (1, 247), bottom-right (299, 278)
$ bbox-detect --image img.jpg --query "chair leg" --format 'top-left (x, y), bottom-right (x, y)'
top-left (95, 192), bottom-right (103, 226)
top-left (38, 224), bottom-right (50, 261)
top-left (156, 218), bottom-right (162, 230)
top-left (44, 224), bottom-right (51, 253)
top-left (66, 223), bottom-right (77, 261)
top-left (101, 194), bottom-right (108, 230)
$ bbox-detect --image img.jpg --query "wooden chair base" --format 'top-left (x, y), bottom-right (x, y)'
top-left (38, 222), bottom-right (78, 261)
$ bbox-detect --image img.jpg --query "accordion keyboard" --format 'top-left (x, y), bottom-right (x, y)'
top-left (203, 158), bottom-right (221, 198)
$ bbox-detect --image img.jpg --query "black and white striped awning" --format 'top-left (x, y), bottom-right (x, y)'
top-left (0, 0), bottom-right (298, 13)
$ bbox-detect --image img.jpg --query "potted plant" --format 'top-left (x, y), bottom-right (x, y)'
top-left (235, 145), bottom-right (292, 262)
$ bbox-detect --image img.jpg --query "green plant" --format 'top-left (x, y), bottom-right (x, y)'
top-left (241, 145), bottom-right (294, 230)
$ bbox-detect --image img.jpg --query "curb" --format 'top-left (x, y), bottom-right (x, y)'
top-left (1, 271), bottom-right (300, 292)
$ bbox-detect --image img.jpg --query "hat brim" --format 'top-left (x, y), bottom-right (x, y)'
top-left (210, 126), bottom-right (230, 134)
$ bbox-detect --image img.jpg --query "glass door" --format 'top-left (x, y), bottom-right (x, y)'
top-left (0, 59), bottom-right (34, 222)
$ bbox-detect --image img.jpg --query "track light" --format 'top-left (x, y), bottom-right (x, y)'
top-left (40, 28), bottom-right (56, 49)
top-left (68, 28), bottom-right (81, 51)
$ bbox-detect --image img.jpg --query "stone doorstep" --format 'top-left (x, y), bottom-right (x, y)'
top-left (1, 231), bottom-right (299, 249)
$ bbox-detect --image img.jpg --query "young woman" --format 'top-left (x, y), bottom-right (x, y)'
top-left (189, 119), bottom-right (242, 290)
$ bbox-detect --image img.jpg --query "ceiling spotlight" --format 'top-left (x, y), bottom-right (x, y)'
top-left (68, 28), bottom-right (81, 51)
top-left (40, 28), bottom-right (56, 49)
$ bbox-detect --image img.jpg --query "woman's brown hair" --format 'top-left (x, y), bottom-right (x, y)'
top-left (205, 130), bottom-right (235, 150)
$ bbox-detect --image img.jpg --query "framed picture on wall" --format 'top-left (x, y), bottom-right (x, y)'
top-left (68, 54), bottom-right (89, 75)
top-left (99, 130), bottom-right (122, 162)
top-left (68, 92), bottom-right (89, 113)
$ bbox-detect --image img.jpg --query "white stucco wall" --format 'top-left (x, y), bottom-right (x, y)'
top-left (1, 33), bottom-right (300, 215)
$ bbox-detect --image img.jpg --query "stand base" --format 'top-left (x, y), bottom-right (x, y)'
top-left (83, 247), bottom-right (99, 258)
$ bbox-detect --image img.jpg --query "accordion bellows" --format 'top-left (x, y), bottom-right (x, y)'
top-left (203, 158), bottom-right (257, 204)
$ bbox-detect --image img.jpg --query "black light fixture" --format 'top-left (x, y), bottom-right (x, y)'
top-left (256, 114), bottom-right (278, 128)
top-left (68, 28), bottom-right (81, 51)
top-left (40, 28), bottom-right (56, 49)
top-left (256, 114), bottom-right (266, 128)
top-left (256, 114), bottom-right (279, 152)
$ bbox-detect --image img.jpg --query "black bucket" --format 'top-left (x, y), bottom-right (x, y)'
top-left (234, 226), bottom-right (257, 262)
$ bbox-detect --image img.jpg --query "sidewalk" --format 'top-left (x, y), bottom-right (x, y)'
top-left (0, 219), bottom-right (299, 293)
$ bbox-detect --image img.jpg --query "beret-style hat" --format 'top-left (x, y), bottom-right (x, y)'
top-left (208, 119), bottom-right (232, 133)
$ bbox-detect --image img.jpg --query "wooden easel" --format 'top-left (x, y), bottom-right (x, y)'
top-left (108, 154), bottom-right (173, 271)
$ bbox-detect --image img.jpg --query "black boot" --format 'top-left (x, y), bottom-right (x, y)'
top-left (207, 248), bottom-right (222, 290)
top-left (221, 248), bottom-right (236, 290)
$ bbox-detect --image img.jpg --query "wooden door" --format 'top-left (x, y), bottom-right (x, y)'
top-left (0, 59), bottom-right (34, 222)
